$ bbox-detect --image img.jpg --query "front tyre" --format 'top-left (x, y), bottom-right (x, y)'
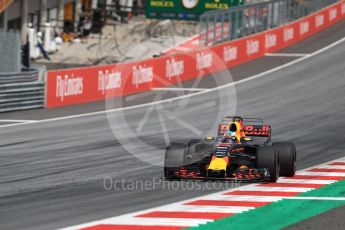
top-left (164, 143), bottom-right (187, 180)
top-left (273, 142), bottom-right (296, 177)
top-left (256, 146), bottom-right (279, 182)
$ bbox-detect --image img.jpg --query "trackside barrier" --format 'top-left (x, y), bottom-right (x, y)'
top-left (199, 0), bottom-right (340, 46)
top-left (46, 1), bottom-right (345, 108)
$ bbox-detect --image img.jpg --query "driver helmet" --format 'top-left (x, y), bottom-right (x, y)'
top-left (228, 121), bottom-right (243, 142)
top-left (223, 131), bottom-right (238, 143)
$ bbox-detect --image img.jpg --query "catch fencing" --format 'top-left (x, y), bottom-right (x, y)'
top-left (199, 0), bottom-right (339, 46)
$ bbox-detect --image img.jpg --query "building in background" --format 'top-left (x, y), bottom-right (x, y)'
top-left (0, 0), bottom-right (100, 43)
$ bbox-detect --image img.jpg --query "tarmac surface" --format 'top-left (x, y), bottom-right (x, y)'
top-left (0, 20), bottom-right (345, 230)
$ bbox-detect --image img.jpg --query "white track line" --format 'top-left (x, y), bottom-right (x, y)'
top-left (200, 194), bottom-right (285, 202)
top-left (277, 178), bottom-right (336, 184)
top-left (311, 165), bottom-right (345, 169)
top-left (60, 157), bottom-right (345, 230)
top-left (2, 36), bottom-right (345, 130)
top-left (238, 186), bottom-right (312, 193)
top-left (265, 53), bottom-right (310, 57)
top-left (100, 217), bottom-right (209, 227)
top-left (152, 87), bottom-right (207, 91)
top-left (0, 119), bottom-right (36, 123)
top-left (296, 172), bottom-right (345, 176)
top-left (153, 205), bottom-right (252, 213)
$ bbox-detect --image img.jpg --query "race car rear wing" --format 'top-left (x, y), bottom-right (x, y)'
top-left (221, 116), bottom-right (264, 126)
top-left (243, 125), bottom-right (271, 137)
top-left (218, 116), bottom-right (271, 144)
top-left (218, 124), bottom-right (271, 137)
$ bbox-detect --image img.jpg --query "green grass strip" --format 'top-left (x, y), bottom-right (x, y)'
top-left (188, 180), bottom-right (345, 230)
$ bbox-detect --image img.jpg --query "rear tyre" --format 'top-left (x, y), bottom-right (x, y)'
top-left (164, 143), bottom-right (187, 180)
top-left (273, 142), bottom-right (296, 177)
top-left (256, 146), bottom-right (279, 182)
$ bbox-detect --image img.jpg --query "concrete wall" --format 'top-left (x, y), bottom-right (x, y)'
top-left (0, 30), bottom-right (21, 73)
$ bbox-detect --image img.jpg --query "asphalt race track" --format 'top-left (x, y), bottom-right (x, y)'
top-left (1, 21), bottom-right (345, 230)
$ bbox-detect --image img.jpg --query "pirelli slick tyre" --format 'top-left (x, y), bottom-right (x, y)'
top-left (256, 146), bottom-right (279, 182)
top-left (273, 142), bottom-right (296, 177)
top-left (164, 143), bottom-right (187, 180)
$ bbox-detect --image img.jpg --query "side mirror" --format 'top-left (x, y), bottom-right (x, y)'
top-left (205, 136), bottom-right (215, 141)
top-left (243, 137), bottom-right (252, 142)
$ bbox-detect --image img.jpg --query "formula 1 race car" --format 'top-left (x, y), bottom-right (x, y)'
top-left (164, 116), bottom-right (296, 182)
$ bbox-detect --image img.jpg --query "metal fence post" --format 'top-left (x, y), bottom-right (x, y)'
top-left (283, 0), bottom-right (288, 24)
top-left (254, 5), bottom-right (258, 34)
top-left (204, 17), bottom-right (209, 46)
top-left (243, 6), bottom-right (247, 37)
top-left (212, 13), bottom-right (216, 46)
top-left (221, 13), bottom-right (224, 44)
top-left (235, 8), bottom-right (239, 39)
top-left (198, 0), bottom-right (335, 46)
top-left (268, 1), bottom-right (272, 27)
top-left (225, 12), bottom-right (230, 42)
